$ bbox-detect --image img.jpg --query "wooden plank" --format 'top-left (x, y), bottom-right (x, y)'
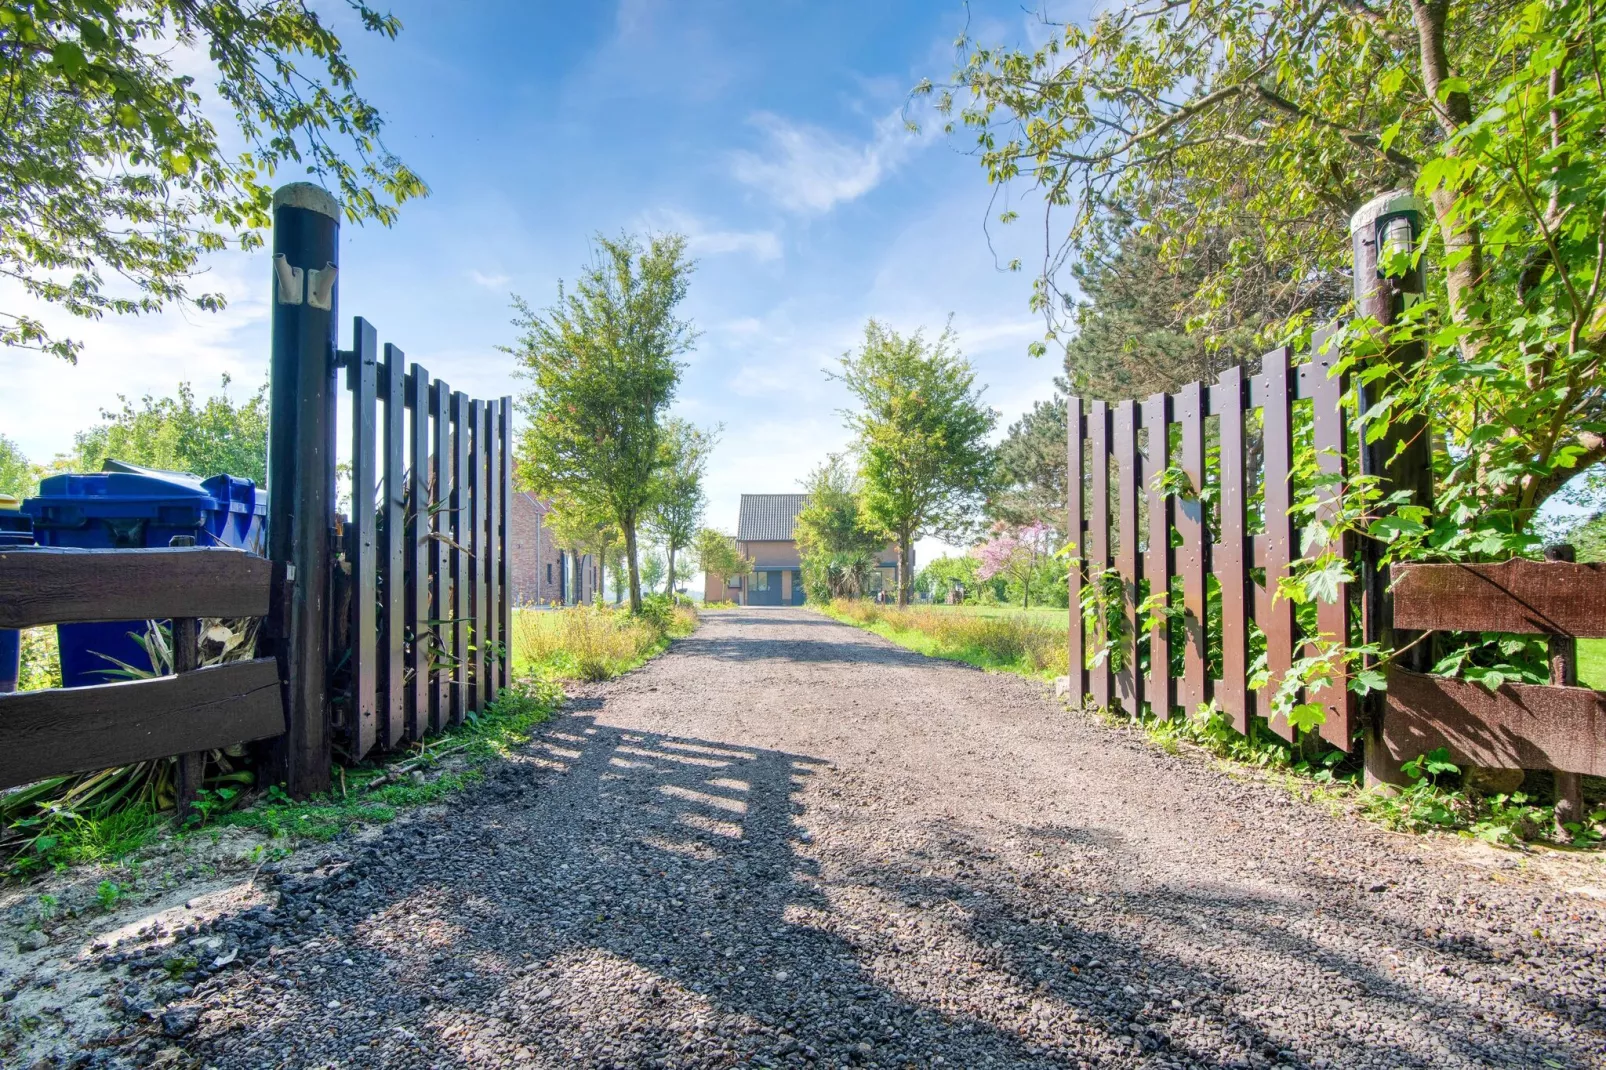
top-left (1260, 347), bottom-right (1296, 740)
top-left (430, 378), bottom-right (452, 731)
top-left (1309, 345), bottom-right (1353, 748)
top-left (1065, 397), bottom-right (1087, 704)
top-left (468, 398), bottom-right (488, 713)
top-left (1383, 668), bottom-right (1606, 776)
top-left (496, 398), bottom-right (513, 693)
top-left (0, 660), bottom-right (284, 790)
top-left (380, 343), bottom-right (406, 749)
top-left (348, 317), bottom-right (380, 760)
top-left (0, 548), bottom-right (272, 629)
top-left (483, 399), bottom-right (501, 702)
top-left (1392, 559), bottom-right (1606, 638)
top-left (1215, 367), bottom-right (1250, 735)
top-left (1113, 401), bottom-right (1140, 709)
top-left (1088, 401), bottom-right (1113, 711)
top-left (405, 364), bottom-right (431, 740)
top-left (1175, 381), bottom-right (1209, 714)
top-left (1142, 392), bottom-right (1174, 717)
top-left (451, 390), bottom-right (471, 725)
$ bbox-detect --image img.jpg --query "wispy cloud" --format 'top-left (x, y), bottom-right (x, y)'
top-left (642, 209), bottom-right (782, 262)
top-left (730, 110), bottom-right (929, 214)
top-left (468, 269), bottom-right (510, 290)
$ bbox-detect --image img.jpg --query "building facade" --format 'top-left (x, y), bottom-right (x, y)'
top-left (507, 492), bottom-right (598, 605)
top-left (703, 493), bottom-right (902, 605)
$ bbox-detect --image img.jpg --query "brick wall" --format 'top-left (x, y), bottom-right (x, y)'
top-left (507, 492), bottom-right (603, 605)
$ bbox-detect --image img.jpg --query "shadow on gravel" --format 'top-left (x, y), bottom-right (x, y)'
top-left (164, 703), bottom-right (1596, 1070)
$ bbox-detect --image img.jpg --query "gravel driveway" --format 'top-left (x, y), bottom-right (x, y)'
top-left (148, 608), bottom-right (1602, 1068)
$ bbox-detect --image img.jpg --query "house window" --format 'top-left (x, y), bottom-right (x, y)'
top-left (728, 575), bottom-right (741, 588)
top-left (755, 571), bottom-right (769, 592)
top-left (546, 563), bottom-right (552, 584)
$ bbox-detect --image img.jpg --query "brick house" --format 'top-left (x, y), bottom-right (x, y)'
top-left (702, 493), bottom-right (902, 605)
top-left (507, 492), bottom-right (599, 605)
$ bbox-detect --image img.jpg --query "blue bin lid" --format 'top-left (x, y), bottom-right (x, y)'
top-left (23, 462), bottom-right (265, 522)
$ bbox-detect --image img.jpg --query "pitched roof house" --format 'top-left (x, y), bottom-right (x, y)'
top-left (703, 493), bottom-right (902, 605)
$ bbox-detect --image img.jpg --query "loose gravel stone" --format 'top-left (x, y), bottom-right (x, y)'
top-left (110, 608), bottom-right (1604, 1068)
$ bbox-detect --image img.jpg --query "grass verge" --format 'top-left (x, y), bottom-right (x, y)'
top-left (512, 601), bottom-right (699, 681)
top-left (819, 598), bottom-right (1069, 678)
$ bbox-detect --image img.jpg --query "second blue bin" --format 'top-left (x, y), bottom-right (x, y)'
top-left (23, 465), bottom-right (267, 687)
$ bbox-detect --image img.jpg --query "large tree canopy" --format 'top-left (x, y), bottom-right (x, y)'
top-left (934, 0), bottom-right (1606, 547)
top-left (645, 417), bottom-right (716, 599)
top-left (69, 376), bottom-right (269, 484)
top-left (2, 0), bottom-right (426, 361)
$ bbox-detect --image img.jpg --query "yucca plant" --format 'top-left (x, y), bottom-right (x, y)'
top-left (0, 617), bottom-right (260, 875)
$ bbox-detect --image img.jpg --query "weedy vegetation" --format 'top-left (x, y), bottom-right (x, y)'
top-left (512, 596), bottom-right (698, 682)
top-left (821, 599), bottom-right (1069, 678)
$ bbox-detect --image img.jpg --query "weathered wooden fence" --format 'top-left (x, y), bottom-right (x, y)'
top-left (0, 547), bottom-right (288, 795)
top-left (1065, 339), bottom-right (1354, 749)
top-left (334, 317), bottom-right (513, 761)
top-left (265, 182), bottom-right (514, 796)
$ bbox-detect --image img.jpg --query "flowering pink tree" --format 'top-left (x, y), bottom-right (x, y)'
top-left (974, 521), bottom-right (1054, 607)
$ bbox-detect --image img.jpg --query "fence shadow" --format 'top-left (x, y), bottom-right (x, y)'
top-left (167, 704), bottom-right (1593, 1069)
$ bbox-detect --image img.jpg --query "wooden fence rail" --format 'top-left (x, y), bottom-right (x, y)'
top-left (0, 547), bottom-right (287, 791)
top-left (1067, 340), bottom-right (1355, 749)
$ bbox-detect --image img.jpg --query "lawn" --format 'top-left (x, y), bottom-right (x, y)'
top-left (1580, 638), bottom-right (1606, 689)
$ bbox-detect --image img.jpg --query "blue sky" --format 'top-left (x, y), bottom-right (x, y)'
top-left (3, 0), bottom-right (1070, 565)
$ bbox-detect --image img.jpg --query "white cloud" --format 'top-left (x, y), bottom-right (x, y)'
top-left (642, 209), bottom-right (781, 262)
top-left (730, 110), bottom-right (928, 214)
top-left (468, 269), bottom-right (510, 290)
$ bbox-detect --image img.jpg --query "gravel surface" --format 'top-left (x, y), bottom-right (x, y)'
top-left (81, 608), bottom-right (1606, 1068)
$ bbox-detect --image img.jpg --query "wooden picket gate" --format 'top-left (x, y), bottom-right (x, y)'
top-left (1065, 339), bottom-right (1355, 749)
top-left (335, 317), bottom-right (513, 762)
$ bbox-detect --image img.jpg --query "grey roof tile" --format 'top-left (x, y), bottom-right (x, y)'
top-left (736, 493), bottom-right (806, 542)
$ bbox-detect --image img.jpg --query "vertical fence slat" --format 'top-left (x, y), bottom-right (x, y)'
top-left (498, 397), bottom-right (513, 693)
top-left (1066, 397), bottom-right (1087, 705)
top-left (380, 343), bottom-right (405, 749)
top-left (468, 398), bottom-right (487, 713)
top-left (1216, 366), bottom-right (1251, 735)
top-left (349, 318), bottom-right (379, 760)
top-left (1113, 401), bottom-right (1140, 709)
top-left (1310, 341), bottom-right (1353, 748)
top-left (1176, 381), bottom-right (1209, 715)
top-left (1142, 393), bottom-right (1174, 717)
top-left (1261, 346), bottom-right (1297, 740)
top-left (405, 364), bottom-right (431, 741)
top-left (486, 399), bottom-right (503, 700)
top-left (430, 378), bottom-right (452, 731)
top-left (450, 390), bottom-right (471, 725)
top-left (1088, 400), bottom-right (1113, 712)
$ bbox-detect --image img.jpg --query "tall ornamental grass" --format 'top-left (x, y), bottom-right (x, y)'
top-left (512, 600), bottom-right (698, 682)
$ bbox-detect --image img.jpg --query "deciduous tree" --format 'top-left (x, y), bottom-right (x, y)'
top-left (794, 455), bottom-right (887, 601)
top-left (68, 376), bottom-right (269, 483)
top-left (835, 321), bottom-right (996, 606)
top-left (646, 418), bottom-right (717, 599)
top-left (509, 233), bottom-right (697, 613)
top-left (2, 0), bottom-right (425, 362)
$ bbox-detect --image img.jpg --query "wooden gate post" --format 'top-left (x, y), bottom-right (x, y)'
top-left (264, 182), bottom-right (340, 798)
top-left (1545, 543), bottom-right (1585, 837)
top-left (1350, 191), bottom-right (1435, 790)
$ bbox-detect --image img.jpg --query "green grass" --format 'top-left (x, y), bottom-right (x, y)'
top-left (511, 603), bottom-right (699, 681)
top-left (821, 599), bottom-right (1070, 678)
top-left (914, 603), bottom-right (1070, 622)
top-left (1579, 638), bottom-right (1606, 689)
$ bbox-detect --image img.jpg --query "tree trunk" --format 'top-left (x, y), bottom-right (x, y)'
top-left (1411, 0), bottom-right (1485, 352)
top-left (666, 544), bottom-right (677, 602)
top-left (624, 517), bottom-right (642, 613)
top-left (897, 536), bottom-right (912, 607)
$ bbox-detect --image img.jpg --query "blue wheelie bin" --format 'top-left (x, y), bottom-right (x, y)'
top-left (22, 463), bottom-right (268, 687)
top-left (0, 492), bottom-right (32, 692)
